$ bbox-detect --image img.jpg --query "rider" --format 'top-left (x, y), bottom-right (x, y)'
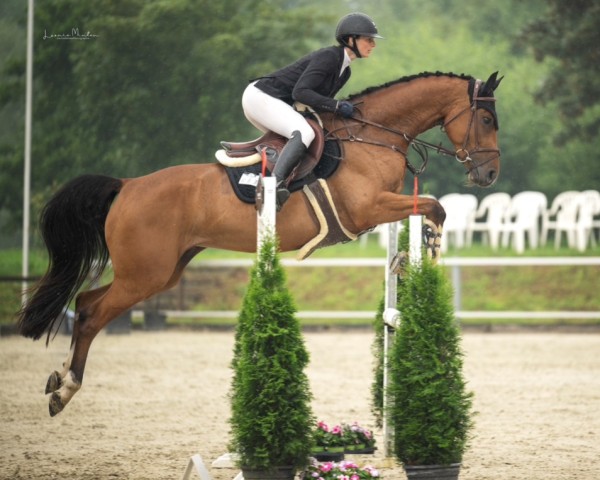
top-left (242, 12), bottom-right (382, 208)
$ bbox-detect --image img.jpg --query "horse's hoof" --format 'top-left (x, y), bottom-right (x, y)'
top-left (422, 220), bottom-right (442, 263)
top-left (45, 371), bottom-right (63, 394)
top-left (390, 251), bottom-right (408, 276)
top-left (48, 392), bottom-right (64, 417)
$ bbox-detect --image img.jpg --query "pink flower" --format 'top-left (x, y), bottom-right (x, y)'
top-left (363, 466), bottom-right (380, 477)
top-left (331, 425), bottom-right (342, 435)
top-left (318, 421), bottom-right (329, 432)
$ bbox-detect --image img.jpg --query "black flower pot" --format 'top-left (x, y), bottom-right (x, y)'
top-left (312, 447), bottom-right (345, 462)
top-left (403, 463), bottom-right (461, 480)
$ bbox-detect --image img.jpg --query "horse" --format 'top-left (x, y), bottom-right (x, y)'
top-left (18, 71), bottom-right (502, 416)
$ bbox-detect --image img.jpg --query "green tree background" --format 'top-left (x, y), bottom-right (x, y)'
top-left (1, 0), bottom-right (598, 244)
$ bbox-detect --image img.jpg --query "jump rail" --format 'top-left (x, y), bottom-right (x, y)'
top-left (133, 257), bottom-right (600, 321)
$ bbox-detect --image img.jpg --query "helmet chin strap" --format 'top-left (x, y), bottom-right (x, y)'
top-left (342, 36), bottom-right (362, 59)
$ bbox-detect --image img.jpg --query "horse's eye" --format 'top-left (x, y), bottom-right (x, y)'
top-left (482, 116), bottom-right (493, 126)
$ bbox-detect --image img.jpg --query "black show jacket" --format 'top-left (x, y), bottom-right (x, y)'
top-left (254, 45), bottom-right (351, 113)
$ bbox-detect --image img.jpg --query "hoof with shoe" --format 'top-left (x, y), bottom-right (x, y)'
top-left (390, 251), bottom-right (408, 276)
top-left (422, 220), bottom-right (442, 261)
top-left (49, 392), bottom-right (64, 417)
top-left (45, 371), bottom-right (63, 394)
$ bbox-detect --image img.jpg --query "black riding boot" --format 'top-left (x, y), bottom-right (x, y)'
top-left (272, 130), bottom-right (306, 209)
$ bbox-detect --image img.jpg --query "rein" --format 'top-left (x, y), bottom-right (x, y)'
top-left (326, 79), bottom-right (500, 176)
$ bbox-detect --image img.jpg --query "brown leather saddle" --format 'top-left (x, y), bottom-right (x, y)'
top-left (220, 118), bottom-right (325, 183)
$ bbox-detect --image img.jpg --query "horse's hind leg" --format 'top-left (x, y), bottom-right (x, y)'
top-left (44, 285), bottom-right (110, 397)
top-left (46, 247), bottom-right (202, 416)
top-left (46, 282), bottom-right (143, 416)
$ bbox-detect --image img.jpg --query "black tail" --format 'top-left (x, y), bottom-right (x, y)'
top-left (18, 174), bottom-right (123, 343)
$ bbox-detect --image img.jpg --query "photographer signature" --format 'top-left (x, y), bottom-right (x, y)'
top-left (43, 28), bottom-right (99, 40)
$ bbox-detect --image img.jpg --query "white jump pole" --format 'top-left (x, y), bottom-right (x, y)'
top-left (409, 214), bottom-right (423, 266)
top-left (257, 176), bottom-right (277, 252)
top-left (382, 221), bottom-right (398, 458)
top-left (382, 213), bottom-right (423, 458)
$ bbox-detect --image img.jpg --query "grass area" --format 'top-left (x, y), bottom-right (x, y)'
top-left (1, 238), bottom-right (600, 328)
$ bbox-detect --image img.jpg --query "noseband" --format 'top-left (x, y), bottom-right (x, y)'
top-left (328, 79), bottom-right (501, 176)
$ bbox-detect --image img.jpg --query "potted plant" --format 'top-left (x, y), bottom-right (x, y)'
top-left (311, 421), bottom-right (345, 461)
top-left (229, 233), bottom-right (314, 479)
top-left (301, 459), bottom-right (381, 480)
top-left (388, 254), bottom-right (474, 480)
top-left (342, 422), bottom-right (376, 454)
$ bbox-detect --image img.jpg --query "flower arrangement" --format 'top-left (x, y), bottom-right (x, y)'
top-left (313, 421), bottom-right (346, 450)
top-left (342, 422), bottom-right (376, 451)
top-left (302, 459), bottom-right (381, 480)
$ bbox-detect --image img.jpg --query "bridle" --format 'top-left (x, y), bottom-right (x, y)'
top-left (326, 79), bottom-right (501, 176)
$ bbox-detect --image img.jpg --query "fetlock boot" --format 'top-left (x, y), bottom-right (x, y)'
top-left (272, 130), bottom-right (306, 209)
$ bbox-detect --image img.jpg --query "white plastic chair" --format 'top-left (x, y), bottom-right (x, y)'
top-left (576, 190), bottom-right (600, 251)
top-left (466, 192), bottom-right (511, 249)
top-left (439, 193), bottom-right (478, 252)
top-left (500, 191), bottom-right (547, 254)
top-left (548, 191), bottom-right (584, 249)
top-left (540, 191), bottom-right (580, 248)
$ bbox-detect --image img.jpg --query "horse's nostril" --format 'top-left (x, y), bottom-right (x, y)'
top-left (488, 170), bottom-right (497, 183)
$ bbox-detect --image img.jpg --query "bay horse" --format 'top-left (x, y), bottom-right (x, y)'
top-left (18, 71), bottom-right (502, 416)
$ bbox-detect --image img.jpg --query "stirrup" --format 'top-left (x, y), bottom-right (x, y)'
top-left (276, 187), bottom-right (290, 211)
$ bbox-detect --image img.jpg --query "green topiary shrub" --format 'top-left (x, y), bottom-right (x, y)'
top-left (229, 233), bottom-right (314, 472)
top-left (389, 254), bottom-right (474, 466)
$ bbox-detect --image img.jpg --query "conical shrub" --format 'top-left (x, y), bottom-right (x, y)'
top-left (229, 233), bottom-right (314, 471)
top-left (389, 255), bottom-right (474, 466)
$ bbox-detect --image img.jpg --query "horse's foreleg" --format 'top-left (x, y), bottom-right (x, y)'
top-left (367, 193), bottom-right (446, 259)
top-left (423, 218), bottom-right (444, 260)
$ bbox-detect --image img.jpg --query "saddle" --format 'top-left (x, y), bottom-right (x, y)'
top-left (216, 118), bottom-right (325, 184)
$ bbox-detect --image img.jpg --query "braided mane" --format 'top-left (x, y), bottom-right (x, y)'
top-left (346, 71), bottom-right (473, 101)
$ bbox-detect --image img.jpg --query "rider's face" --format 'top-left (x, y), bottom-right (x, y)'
top-left (355, 36), bottom-right (376, 58)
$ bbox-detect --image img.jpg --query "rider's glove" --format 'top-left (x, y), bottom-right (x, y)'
top-left (336, 101), bottom-right (355, 118)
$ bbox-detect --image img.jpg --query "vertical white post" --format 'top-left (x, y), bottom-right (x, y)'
top-left (383, 216), bottom-right (422, 458)
top-left (382, 221), bottom-right (398, 458)
top-left (409, 215), bottom-right (423, 266)
top-left (257, 176), bottom-right (277, 252)
top-left (22, 0), bottom-right (34, 303)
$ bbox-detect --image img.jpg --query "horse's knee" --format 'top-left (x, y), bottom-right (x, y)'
top-left (429, 200), bottom-right (446, 227)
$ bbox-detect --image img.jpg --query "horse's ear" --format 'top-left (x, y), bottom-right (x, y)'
top-left (487, 71), bottom-right (503, 91)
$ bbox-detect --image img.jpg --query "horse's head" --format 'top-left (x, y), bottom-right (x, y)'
top-left (443, 72), bottom-right (503, 187)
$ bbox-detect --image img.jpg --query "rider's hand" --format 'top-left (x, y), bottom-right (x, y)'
top-left (336, 101), bottom-right (355, 118)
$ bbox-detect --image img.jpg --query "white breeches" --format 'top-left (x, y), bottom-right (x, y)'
top-left (242, 82), bottom-right (315, 148)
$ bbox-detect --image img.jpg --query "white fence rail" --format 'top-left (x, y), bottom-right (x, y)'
top-left (135, 257), bottom-right (600, 321)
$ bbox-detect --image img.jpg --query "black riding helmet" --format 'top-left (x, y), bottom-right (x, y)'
top-left (335, 13), bottom-right (383, 58)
